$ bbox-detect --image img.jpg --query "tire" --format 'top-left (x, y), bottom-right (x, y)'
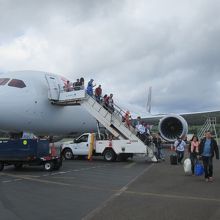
top-left (0, 163), bottom-right (4, 171)
top-left (14, 163), bottom-right (23, 169)
top-left (44, 161), bottom-right (54, 171)
top-left (103, 149), bottom-right (116, 162)
top-left (63, 148), bottom-right (73, 160)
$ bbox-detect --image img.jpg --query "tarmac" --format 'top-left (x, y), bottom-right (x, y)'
top-left (0, 150), bottom-right (220, 220)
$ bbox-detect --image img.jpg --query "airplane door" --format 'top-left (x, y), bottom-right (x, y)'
top-left (45, 74), bottom-right (60, 100)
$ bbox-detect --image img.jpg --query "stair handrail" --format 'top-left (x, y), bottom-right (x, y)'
top-left (198, 120), bottom-right (211, 138)
top-left (197, 117), bottom-right (218, 140)
top-left (85, 94), bottom-right (139, 137)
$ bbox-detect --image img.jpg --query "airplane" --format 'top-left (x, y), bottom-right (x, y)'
top-left (0, 70), bottom-right (97, 135)
top-left (0, 70), bottom-right (188, 141)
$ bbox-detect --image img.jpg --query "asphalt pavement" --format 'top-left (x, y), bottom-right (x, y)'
top-left (0, 151), bottom-right (220, 220)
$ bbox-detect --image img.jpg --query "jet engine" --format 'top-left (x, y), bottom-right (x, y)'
top-left (158, 114), bottom-right (188, 142)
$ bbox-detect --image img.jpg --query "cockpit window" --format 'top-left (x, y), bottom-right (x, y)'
top-left (0, 78), bottom-right (10, 86)
top-left (8, 79), bottom-right (26, 88)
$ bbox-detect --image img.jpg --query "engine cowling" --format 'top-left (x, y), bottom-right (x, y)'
top-left (158, 114), bottom-right (188, 142)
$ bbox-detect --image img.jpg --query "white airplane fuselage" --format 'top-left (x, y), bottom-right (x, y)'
top-left (0, 71), bottom-right (97, 135)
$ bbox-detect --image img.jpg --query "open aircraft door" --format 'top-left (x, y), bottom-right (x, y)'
top-left (45, 74), bottom-right (60, 100)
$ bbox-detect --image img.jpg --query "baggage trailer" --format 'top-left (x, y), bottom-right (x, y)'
top-left (0, 139), bottom-right (62, 171)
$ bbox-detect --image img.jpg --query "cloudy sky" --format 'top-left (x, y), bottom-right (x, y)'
top-left (0, 0), bottom-right (220, 115)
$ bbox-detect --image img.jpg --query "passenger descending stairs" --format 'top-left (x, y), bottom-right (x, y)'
top-left (81, 95), bottom-right (138, 140)
top-left (197, 117), bottom-right (218, 144)
top-left (48, 88), bottom-right (157, 162)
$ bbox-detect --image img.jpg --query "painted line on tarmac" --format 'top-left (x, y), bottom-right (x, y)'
top-left (18, 175), bottom-right (41, 178)
top-left (2, 180), bottom-right (14, 183)
top-left (82, 163), bottom-right (155, 220)
top-left (116, 163), bottom-right (154, 196)
top-left (19, 177), bottom-right (72, 186)
top-left (124, 162), bottom-right (136, 169)
top-left (1, 173), bottom-right (71, 186)
top-left (124, 190), bottom-right (220, 203)
top-left (1, 175), bottom-right (124, 193)
top-left (0, 164), bottom-right (110, 184)
top-left (51, 176), bottom-right (76, 180)
top-left (13, 179), bottom-right (22, 182)
top-left (41, 165), bottom-right (109, 177)
top-left (1, 174), bottom-right (116, 191)
top-left (2, 179), bottom-right (22, 183)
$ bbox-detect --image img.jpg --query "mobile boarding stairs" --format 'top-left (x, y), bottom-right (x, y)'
top-left (45, 74), bottom-right (157, 162)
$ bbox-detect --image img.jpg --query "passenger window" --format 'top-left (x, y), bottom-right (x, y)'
top-left (77, 135), bottom-right (89, 143)
top-left (0, 78), bottom-right (10, 86)
top-left (8, 79), bottom-right (26, 88)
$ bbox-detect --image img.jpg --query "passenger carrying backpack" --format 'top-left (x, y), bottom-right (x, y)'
top-left (194, 162), bottom-right (204, 176)
top-left (183, 158), bottom-right (192, 175)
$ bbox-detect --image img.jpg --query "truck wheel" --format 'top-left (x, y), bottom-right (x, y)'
top-left (44, 162), bottom-right (54, 171)
top-left (0, 163), bottom-right (4, 171)
top-left (103, 149), bottom-right (116, 162)
top-left (63, 149), bottom-right (73, 160)
top-left (14, 163), bottom-right (23, 169)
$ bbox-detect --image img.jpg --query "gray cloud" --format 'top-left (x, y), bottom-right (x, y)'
top-left (0, 0), bottom-right (220, 114)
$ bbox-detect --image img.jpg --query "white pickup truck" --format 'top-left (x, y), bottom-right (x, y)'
top-left (61, 133), bottom-right (154, 162)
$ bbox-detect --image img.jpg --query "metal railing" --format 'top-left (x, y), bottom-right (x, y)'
top-left (58, 84), bottom-right (85, 93)
top-left (54, 87), bottom-right (137, 136)
top-left (197, 117), bottom-right (217, 141)
top-left (88, 94), bottom-right (136, 125)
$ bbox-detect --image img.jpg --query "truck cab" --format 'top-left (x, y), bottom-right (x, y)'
top-left (61, 133), bottom-right (92, 160)
top-left (71, 133), bottom-right (90, 155)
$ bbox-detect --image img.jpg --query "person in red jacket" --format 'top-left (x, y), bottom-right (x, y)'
top-left (95, 85), bottom-right (102, 103)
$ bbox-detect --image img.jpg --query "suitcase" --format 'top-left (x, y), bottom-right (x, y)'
top-left (170, 154), bottom-right (178, 165)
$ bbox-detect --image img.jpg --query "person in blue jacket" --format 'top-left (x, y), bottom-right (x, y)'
top-left (86, 79), bottom-right (96, 96)
top-left (199, 131), bottom-right (219, 182)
